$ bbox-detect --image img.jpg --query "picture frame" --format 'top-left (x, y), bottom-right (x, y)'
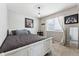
top-left (25, 18), bottom-right (34, 28)
top-left (64, 14), bottom-right (78, 24)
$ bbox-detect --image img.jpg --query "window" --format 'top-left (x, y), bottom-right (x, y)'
top-left (46, 18), bottom-right (63, 32)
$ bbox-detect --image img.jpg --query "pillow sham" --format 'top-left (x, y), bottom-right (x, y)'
top-left (11, 29), bottom-right (31, 35)
top-left (16, 29), bottom-right (31, 35)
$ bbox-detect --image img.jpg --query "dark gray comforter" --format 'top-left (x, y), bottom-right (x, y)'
top-left (0, 34), bottom-right (46, 53)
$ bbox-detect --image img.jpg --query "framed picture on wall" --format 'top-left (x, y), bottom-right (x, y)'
top-left (25, 18), bottom-right (34, 28)
top-left (64, 14), bottom-right (78, 24)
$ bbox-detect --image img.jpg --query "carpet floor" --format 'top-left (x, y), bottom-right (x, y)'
top-left (49, 43), bottom-right (79, 56)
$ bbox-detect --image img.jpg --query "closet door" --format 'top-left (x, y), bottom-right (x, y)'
top-left (69, 27), bottom-right (78, 48)
top-left (70, 27), bottom-right (78, 41)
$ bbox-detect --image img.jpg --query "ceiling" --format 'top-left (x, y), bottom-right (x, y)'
top-left (7, 3), bottom-right (77, 18)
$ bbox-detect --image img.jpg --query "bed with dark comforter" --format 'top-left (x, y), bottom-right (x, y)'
top-left (0, 34), bottom-right (46, 53)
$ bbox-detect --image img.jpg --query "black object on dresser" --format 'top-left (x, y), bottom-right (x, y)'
top-left (37, 32), bottom-right (43, 36)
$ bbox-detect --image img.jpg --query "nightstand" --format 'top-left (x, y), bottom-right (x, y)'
top-left (37, 32), bottom-right (43, 36)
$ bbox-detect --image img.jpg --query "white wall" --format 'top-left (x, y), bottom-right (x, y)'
top-left (8, 10), bottom-right (39, 34)
top-left (0, 3), bottom-right (7, 46)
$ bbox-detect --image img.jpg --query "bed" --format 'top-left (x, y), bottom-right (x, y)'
top-left (0, 29), bottom-right (53, 56)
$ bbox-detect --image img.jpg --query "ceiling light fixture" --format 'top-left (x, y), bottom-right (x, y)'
top-left (34, 4), bottom-right (42, 18)
top-left (37, 6), bottom-right (41, 17)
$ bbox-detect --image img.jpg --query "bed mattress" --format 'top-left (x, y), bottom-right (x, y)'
top-left (0, 34), bottom-right (46, 53)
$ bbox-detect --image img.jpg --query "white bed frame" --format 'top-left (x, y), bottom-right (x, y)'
top-left (0, 37), bottom-right (53, 56)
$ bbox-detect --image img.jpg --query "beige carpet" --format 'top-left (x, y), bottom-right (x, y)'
top-left (51, 43), bottom-right (79, 56)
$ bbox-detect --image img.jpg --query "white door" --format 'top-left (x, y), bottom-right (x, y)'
top-left (70, 27), bottom-right (78, 41)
